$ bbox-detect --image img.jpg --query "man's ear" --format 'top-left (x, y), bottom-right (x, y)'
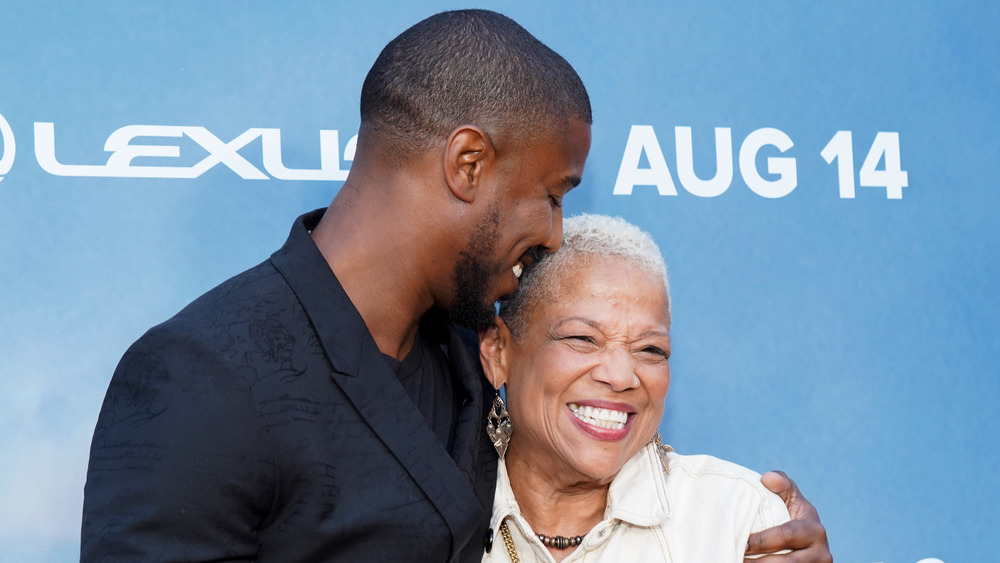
top-left (444, 125), bottom-right (493, 204)
top-left (479, 315), bottom-right (510, 390)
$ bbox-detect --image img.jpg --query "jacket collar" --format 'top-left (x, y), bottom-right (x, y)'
top-left (269, 209), bottom-right (491, 561)
top-left (605, 443), bottom-right (672, 525)
top-left (490, 443), bottom-right (671, 532)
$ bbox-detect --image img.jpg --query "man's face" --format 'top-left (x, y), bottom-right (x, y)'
top-left (448, 118), bottom-right (592, 329)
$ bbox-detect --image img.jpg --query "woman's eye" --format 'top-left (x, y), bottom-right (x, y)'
top-left (558, 334), bottom-right (596, 347)
top-left (640, 346), bottom-right (670, 359)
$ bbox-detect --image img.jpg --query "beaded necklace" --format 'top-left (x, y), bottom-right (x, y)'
top-left (499, 519), bottom-right (587, 563)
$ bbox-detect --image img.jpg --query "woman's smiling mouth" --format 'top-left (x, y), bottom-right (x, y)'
top-left (568, 402), bottom-right (630, 430)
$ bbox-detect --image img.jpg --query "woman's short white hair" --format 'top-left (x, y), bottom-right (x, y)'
top-left (499, 213), bottom-right (670, 340)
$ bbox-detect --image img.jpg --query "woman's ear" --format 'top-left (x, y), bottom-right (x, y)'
top-left (479, 315), bottom-right (510, 390)
top-left (444, 125), bottom-right (493, 204)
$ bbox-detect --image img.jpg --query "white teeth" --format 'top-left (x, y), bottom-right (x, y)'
top-left (568, 403), bottom-right (628, 430)
top-left (512, 264), bottom-right (523, 279)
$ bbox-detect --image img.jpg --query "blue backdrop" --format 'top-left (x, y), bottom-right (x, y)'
top-left (1, 2), bottom-right (996, 562)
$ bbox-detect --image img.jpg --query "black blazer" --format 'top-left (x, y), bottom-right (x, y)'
top-left (82, 210), bottom-right (498, 562)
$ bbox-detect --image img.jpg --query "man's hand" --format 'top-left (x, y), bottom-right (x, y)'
top-left (744, 471), bottom-right (832, 563)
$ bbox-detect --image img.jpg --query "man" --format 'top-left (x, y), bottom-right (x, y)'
top-left (82, 9), bottom-right (829, 563)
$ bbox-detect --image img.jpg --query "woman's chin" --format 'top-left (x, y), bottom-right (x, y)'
top-left (561, 444), bottom-right (639, 484)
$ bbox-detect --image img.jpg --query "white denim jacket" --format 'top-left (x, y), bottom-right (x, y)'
top-left (482, 443), bottom-right (790, 562)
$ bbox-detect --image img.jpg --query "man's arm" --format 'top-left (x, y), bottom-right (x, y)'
top-left (81, 331), bottom-right (272, 562)
top-left (744, 471), bottom-right (832, 563)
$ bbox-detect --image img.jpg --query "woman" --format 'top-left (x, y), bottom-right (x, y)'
top-left (479, 214), bottom-right (790, 562)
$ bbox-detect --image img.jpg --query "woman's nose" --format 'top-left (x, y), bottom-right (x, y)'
top-left (591, 348), bottom-right (638, 392)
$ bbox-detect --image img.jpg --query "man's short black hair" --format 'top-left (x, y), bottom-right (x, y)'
top-left (360, 9), bottom-right (592, 156)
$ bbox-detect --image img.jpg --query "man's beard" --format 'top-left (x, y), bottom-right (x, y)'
top-left (448, 204), bottom-right (501, 330)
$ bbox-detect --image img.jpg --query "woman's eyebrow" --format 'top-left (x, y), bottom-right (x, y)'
top-left (553, 316), bottom-right (602, 331)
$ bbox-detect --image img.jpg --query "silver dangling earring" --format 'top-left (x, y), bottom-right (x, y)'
top-left (486, 391), bottom-right (513, 460)
top-left (651, 430), bottom-right (674, 474)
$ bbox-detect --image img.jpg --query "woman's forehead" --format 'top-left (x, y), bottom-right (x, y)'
top-left (560, 256), bottom-right (665, 297)
top-left (539, 258), bottom-right (669, 323)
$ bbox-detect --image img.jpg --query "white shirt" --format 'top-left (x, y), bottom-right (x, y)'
top-left (483, 443), bottom-right (790, 562)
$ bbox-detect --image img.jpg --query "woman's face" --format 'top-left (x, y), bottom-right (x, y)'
top-left (493, 255), bottom-right (671, 485)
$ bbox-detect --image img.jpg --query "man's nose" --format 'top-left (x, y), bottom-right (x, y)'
top-left (541, 208), bottom-right (564, 253)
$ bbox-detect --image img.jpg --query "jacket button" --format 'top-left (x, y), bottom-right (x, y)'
top-left (484, 528), bottom-right (494, 553)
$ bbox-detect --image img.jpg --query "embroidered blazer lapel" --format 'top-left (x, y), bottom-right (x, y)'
top-left (269, 214), bottom-right (485, 561)
top-left (444, 324), bottom-right (500, 561)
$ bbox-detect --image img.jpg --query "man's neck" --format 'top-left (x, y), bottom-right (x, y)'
top-left (310, 193), bottom-right (442, 360)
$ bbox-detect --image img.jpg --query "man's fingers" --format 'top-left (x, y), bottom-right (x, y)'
top-left (746, 518), bottom-right (812, 554)
top-left (745, 543), bottom-right (834, 563)
top-left (744, 544), bottom-right (834, 563)
top-left (748, 471), bottom-right (831, 562)
top-left (761, 470), bottom-right (820, 521)
top-left (745, 519), bottom-right (829, 558)
top-left (760, 470), bottom-right (795, 499)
